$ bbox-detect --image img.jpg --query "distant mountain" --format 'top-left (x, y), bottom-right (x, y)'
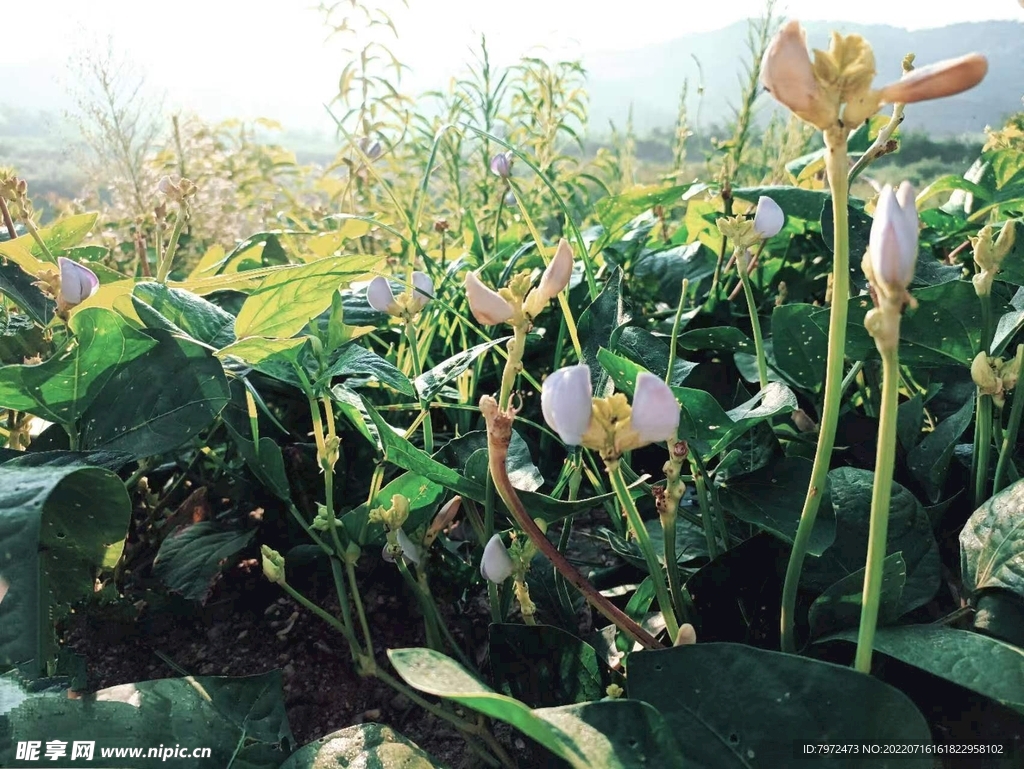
top-left (583, 20), bottom-right (1024, 137)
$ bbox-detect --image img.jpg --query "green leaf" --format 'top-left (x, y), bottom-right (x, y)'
top-left (771, 304), bottom-right (829, 392)
top-left (488, 624), bottom-right (608, 708)
top-left (595, 183), bottom-right (694, 238)
top-left (614, 326), bottom-right (696, 386)
top-left (462, 430), bottom-right (543, 493)
top-left (79, 331), bottom-right (230, 458)
top-left (628, 643), bottom-right (933, 768)
top-left (30, 213), bottom-right (98, 257)
top-left (803, 468), bottom-right (940, 616)
top-left (718, 456), bottom-right (836, 556)
top-left (601, 518), bottom-right (707, 571)
top-left (415, 337), bottom-right (510, 401)
top-left (321, 343), bottom-right (415, 396)
top-left (808, 553), bottom-right (906, 641)
top-left (819, 625), bottom-right (1024, 715)
top-left (0, 260), bottom-right (52, 326)
top-left (907, 395), bottom-right (974, 503)
top-left (732, 186), bottom-right (830, 222)
top-left (675, 326), bottom-right (754, 354)
top-left (280, 724), bottom-right (446, 769)
top-left (343, 471), bottom-right (444, 547)
top-left (1, 672), bottom-right (293, 766)
top-left (0, 465), bottom-right (130, 674)
top-left (388, 648), bottom-right (683, 769)
top-left (960, 478), bottom-right (1024, 600)
top-left (152, 523), bottom-right (256, 602)
top-left (234, 255), bottom-right (382, 339)
top-left (0, 308), bottom-right (156, 426)
top-left (0, 313), bottom-right (46, 366)
top-left (132, 282), bottom-right (236, 348)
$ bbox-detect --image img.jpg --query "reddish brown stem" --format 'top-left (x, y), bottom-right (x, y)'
top-left (480, 395), bottom-right (662, 650)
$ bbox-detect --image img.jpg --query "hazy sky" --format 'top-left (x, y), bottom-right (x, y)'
top-left (5, 0), bottom-right (1023, 131)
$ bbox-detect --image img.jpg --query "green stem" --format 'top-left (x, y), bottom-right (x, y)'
top-left (498, 324), bottom-right (528, 411)
top-left (689, 456), bottom-right (721, 560)
top-left (607, 461), bottom-right (680, 641)
top-left (666, 278), bottom-right (689, 383)
top-left (994, 347), bottom-right (1024, 494)
top-left (278, 578), bottom-right (360, 653)
top-left (975, 393), bottom-right (993, 509)
top-left (854, 344), bottom-right (900, 673)
top-left (661, 510), bottom-right (687, 622)
top-left (24, 220), bottom-right (55, 261)
top-left (156, 204), bottom-right (187, 283)
top-left (345, 560), bottom-right (375, 660)
top-left (781, 130), bottom-right (851, 654)
top-left (980, 293), bottom-right (994, 355)
top-left (737, 251), bottom-right (768, 390)
top-left (405, 319), bottom-right (433, 454)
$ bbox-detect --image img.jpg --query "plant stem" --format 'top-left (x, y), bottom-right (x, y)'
top-left (0, 196), bottom-right (16, 239)
top-left (781, 129), bottom-right (851, 654)
top-left (689, 455), bottom-right (721, 560)
top-left (345, 560), bottom-right (375, 660)
top-left (854, 344), bottom-right (900, 673)
top-left (156, 204), bottom-right (187, 283)
top-left (24, 220), bottom-right (55, 261)
top-left (498, 324), bottom-right (528, 412)
top-left (405, 319), bottom-right (433, 454)
top-left (975, 393), bottom-right (993, 509)
top-left (606, 460), bottom-right (680, 641)
top-left (480, 396), bottom-right (661, 649)
top-left (666, 279), bottom-right (689, 382)
top-left (994, 346), bottom-right (1024, 494)
top-left (737, 250), bottom-right (768, 390)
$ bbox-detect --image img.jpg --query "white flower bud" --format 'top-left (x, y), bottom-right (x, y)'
top-left (630, 372), bottom-right (681, 445)
top-left (524, 238), bottom-right (574, 317)
top-left (367, 276), bottom-right (399, 315)
top-left (753, 196), bottom-right (784, 239)
top-left (411, 271), bottom-right (433, 312)
top-left (480, 534), bottom-right (515, 583)
top-left (674, 623), bottom-right (697, 646)
top-left (541, 364), bottom-right (594, 446)
top-left (868, 182), bottom-right (918, 296)
top-left (58, 257), bottom-right (100, 307)
top-left (465, 270), bottom-right (515, 325)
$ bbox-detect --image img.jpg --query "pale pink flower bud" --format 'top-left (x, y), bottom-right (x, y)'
top-left (869, 182), bottom-right (918, 295)
top-left (490, 151), bottom-right (513, 179)
top-left (524, 238), bottom-right (575, 316)
top-left (464, 270), bottom-right (514, 325)
top-left (630, 372), bottom-right (681, 445)
top-left (157, 175), bottom-right (178, 196)
top-left (367, 276), bottom-right (399, 315)
top-left (411, 271), bottom-right (433, 312)
top-left (674, 623), bottom-right (697, 646)
top-left (480, 534), bottom-right (515, 583)
top-left (760, 21), bottom-right (828, 127)
top-left (541, 364), bottom-right (593, 446)
top-left (877, 54), bottom-right (988, 106)
top-left (58, 257), bottom-right (99, 307)
top-left (753, 196), bottom-right (784, 239)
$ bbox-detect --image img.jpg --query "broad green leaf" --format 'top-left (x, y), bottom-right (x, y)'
top-left (731, 186), bottom-right (830, 222)
top-left (460, 430), bottom-right (543, 493)
top-left (628, 643), bottom-right (933, 768)
top-left (0, 308), bottom-right (156, 426)
top-left (132, 282), bottom-right (236, 348)
top-left (280, 724), bottom-right (445, 769)
top-left (0, 235), bottom-right (45, 274)
top-left (960, 478), bottom-right (1024, 600)
top-left (79, 330), bottom-right (230, 458)
top-left (675, 326), bottom-right (754, 354)
top-left (488, 624), bottom-right (608, 708)
top-left (343, 471), bottom-right (444, 546)
top-left (30, 212), bottom-right (98, 257)
top-left (601, 518), bottom-right (707, 571)
top-left (321, 343), bottom-right (415, 396)
top-left (718, 456), bottom-right (836, 556)
top-left (595, 183), bottom-right (694, 237)
top-left (0, 465), bottom-right (130, 674)
top-left (234, 255), bottom-right (382, 338)
top-left (614, 326), bottom-right (696, 386)
top-left (152, 523), bottom-right (256, 602)
top-left (0, 672), bottom-right (292, 766)
top-left (819, 625), bottom-right (1024, 715)
top-left (216, 337), bottom-right (306, 383)
top-left (0, 260), bottom-right (52, 326)
top-left (803, 468), bottom-right (940, 616)
top-left (907, 396), bottom-right (974, 503)
top-left (771, 304), bottom-right (829, 392)
top-left (579, 268), bottom-right (627, 397)
top-left (388, 647), bottom-right (683, 769)
top-left (808, 553), bottom-right (906, 641)
top-left (632, 241), bottom-right (718, 302)
top-left (415, 337), bottom-right (510, 401)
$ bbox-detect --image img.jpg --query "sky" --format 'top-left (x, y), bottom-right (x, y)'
top-left (4, 0), bottom-right (1023, 132)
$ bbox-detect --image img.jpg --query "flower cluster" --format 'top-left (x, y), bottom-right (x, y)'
top-left (761, 20), bottom-right (987, 131)
top-left (972, 350), bottom-right (1023, 409)
top-left (541, 365), bottom-right (681, 461)
top-left (32, 257), bottom-right (100, 319)
top-left (367, 272), bottom-right (434, 321)
top-left (465, 238), bottom-right (574, 325)
top-left (971, 221), bottom-right (1017, 298)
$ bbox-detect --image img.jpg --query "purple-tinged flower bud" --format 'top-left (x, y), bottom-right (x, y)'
top-left (367, 276), bottom-right (398, 314)
top-left (760, 21), bottom-right (833, 129)
top-left (877, 54), bottom-right (987, 106)
top-left (630, 372), bottom-right (681, 445)
top-left (490, 151), bottom-right (514, 179)
top-left (753, 196), bottom-right (784, 239)
top-left (58, 257), bottom-right (100, 307)
top-left (541, 365), bottom-right (594, 446)
top-left (480, 534), bottom-right (515, 583)
top-left (465, 270), bottom-right (515, 325)
top-left (358, 137), bottom-right (383, 160)
top-left (868, 182), bottom-right (918, 297)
